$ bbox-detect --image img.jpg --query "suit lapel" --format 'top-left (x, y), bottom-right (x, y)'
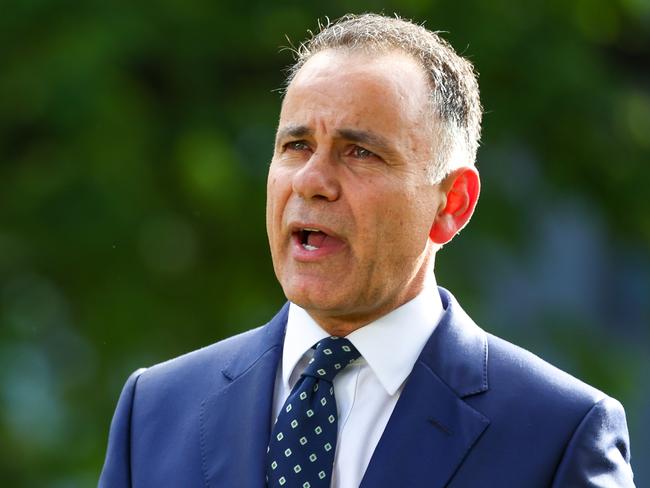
top-left (361, 288), bottom-right (491, 488)
top-left (199, 304), bottom-right (288, 488)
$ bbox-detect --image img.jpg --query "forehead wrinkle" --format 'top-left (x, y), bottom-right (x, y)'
top-left (279, 51), bottom-right (429, 161)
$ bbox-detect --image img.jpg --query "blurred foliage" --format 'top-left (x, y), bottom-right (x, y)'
top-left (0, 0), bottom-right (648, 486)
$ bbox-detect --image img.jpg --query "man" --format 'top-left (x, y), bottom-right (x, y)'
top-left (100, 13), bottom-right (634, 487)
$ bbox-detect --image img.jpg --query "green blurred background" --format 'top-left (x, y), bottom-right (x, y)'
top-left (1, 0), bottom-right (648, 485)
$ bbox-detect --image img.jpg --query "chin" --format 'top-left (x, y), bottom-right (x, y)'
top-left (282, 282), bottom-right (343, 313)
top-left (284, 287), bottom-right (330, 310)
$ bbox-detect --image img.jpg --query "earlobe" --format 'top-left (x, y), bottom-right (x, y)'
top-left (429, 167), bottom-right (480, 245)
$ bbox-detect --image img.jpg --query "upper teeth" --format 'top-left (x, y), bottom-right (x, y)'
top-left (303, 228), bottom-right (320, 232)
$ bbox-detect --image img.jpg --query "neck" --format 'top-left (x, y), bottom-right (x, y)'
top-left (308, 268), bottom-right (437, 337)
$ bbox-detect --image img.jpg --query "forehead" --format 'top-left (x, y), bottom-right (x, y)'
top-left (279, 50), bottom-right (430, 139)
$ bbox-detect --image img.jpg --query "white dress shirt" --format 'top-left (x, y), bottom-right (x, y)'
top-left (271, 283), bottom-right (444, 488)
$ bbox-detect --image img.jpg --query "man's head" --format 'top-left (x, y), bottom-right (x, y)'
top-left (266, 14), bottom-right (481, 335)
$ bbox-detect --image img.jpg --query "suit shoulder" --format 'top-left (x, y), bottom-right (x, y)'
top-left (128, 304), bottom-right (287, 402)
top-left (163, 324), bottom-right (265, 365)
top-left (134, 324), bottom-right (271, 397)
top-left (484, 338), bottom-right (634, 486)
top-left (485, 332), bottom-right (606, 409)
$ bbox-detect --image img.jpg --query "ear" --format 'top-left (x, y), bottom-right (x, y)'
top-left (429, 167), bottom-right (480, 245)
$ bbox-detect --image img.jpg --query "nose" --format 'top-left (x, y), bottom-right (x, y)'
top-left (291, 150), bottom-right (341, 201)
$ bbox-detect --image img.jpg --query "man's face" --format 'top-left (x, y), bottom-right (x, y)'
top-left (266, 49), bottom-right (447, 332)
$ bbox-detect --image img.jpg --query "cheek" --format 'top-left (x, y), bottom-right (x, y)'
top-left (266, 171), bottom-right (285, 217)
top-left (266, 168), bottom-right (294, 249)
top-left (373, 195), bottom-right (431, 252)
top-left (265, 182), bottom-right (281, 244)
top-left (267, 164), bottom-right (294, 197)
top-left (352, 194), bottom-right (403, 254)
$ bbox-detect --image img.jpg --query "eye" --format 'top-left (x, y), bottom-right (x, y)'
top-left (284, 140), bottom-right (310, 152)
top-left (351, 145), bottom-right (376, 159)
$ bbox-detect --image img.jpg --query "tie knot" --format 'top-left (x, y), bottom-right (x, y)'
top-left (302, 337), bottom-right (360, 383)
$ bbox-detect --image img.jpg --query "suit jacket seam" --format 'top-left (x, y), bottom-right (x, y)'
top-left (462, 332), bottom-right (489, 397)
top-left (128, 368), bottom-right (147, 488)
top-left (199, 399), bottom-right (210, 488)
top-left (549, 394), bottom-right (608, 485)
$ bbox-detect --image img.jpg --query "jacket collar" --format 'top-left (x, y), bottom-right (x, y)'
top-left (421, 286), bottom-right (489, 398)
top-left (220, 287), bottom-right (488, 396)
top-left (220, 303), bottom-right (288, 381)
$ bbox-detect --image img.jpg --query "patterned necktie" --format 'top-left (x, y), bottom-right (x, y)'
top-left (266, 336), bottom-right (361, 488)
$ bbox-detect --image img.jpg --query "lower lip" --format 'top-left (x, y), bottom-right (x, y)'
top-left (291, 233), bottom-right (346, 262)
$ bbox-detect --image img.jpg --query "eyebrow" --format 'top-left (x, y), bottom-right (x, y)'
top-left (275, 124), bottom-right (312, 143)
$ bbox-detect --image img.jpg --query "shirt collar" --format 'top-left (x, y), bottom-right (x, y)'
top-left (282, 281), bottom-right (444, 396)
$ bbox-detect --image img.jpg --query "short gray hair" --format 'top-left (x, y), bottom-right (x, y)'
top-left (285, 13), bottom-right (482, 182)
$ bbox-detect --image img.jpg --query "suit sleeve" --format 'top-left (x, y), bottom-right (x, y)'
top-left (98, 368), bottom-right (147, 488)
top-left (552, 396), bottom-right (635, 487)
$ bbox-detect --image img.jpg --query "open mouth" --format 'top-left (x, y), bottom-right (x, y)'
top-left (297, 228), bottom-right (328, 251)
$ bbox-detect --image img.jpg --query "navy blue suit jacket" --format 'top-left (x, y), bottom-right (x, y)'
top-left (99, 288), bottom-right (634, 487)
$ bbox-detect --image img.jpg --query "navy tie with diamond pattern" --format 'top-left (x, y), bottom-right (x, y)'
top-left (266, 336), bottom-right (361, 488)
